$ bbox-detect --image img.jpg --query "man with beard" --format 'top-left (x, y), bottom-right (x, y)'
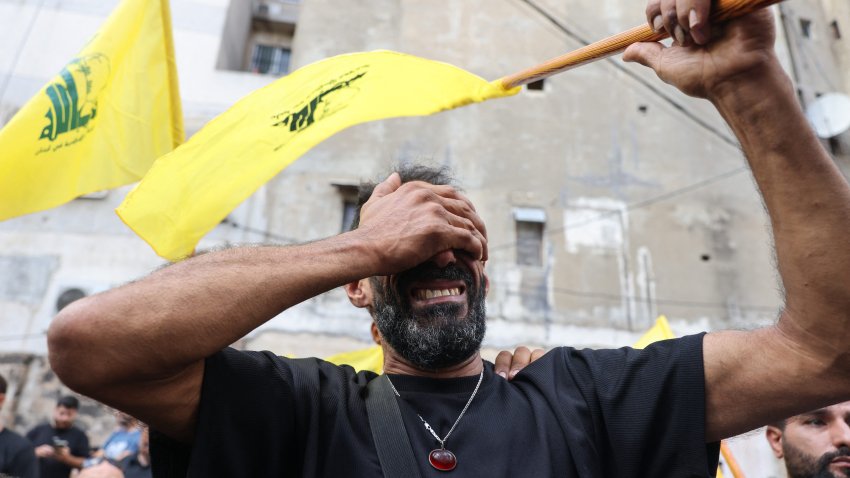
top-left (46, 0), bottom-right (850, 476)
top-left (26, 396), bottom-right (90, 478)
top-left (766, 402), bottom-right (850, 478)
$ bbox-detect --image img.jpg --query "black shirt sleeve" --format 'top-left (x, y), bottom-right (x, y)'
top-left (153, 348), bottom-right (299, 478)
top-left (561, 333), bottom-right (720, 477)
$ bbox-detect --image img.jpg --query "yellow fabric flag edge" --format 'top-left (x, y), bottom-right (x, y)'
top-left (160, 0), bottom-right (185, 149)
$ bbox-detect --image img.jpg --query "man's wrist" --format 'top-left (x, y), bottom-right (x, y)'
top-left (707, 57), bottom-right (794, 117)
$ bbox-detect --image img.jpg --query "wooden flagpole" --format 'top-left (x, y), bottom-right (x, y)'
top-left (499, 0), bottom-right (784, 89)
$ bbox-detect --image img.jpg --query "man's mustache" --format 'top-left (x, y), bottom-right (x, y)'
top-left (818, 446), bottom-right (850, 469)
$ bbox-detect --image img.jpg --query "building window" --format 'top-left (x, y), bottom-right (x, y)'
top-left (333, 182), bottom-right (360, 232)
top-left (527, 79), bottom-right (545, 91)
top-left (341, 199), bottom-right (358, 232)
top-left (831, 20), bottom-right (842, 40)
top-left (250, 44), bottom-right (291, 75)
top-left (800, 18), bottom-right (813, 38)
top-left (513, 207), bottom-right (546, 267)
top-left (217, 0), bottom-right (298, 75)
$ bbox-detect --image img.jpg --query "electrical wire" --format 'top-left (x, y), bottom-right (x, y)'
top-left (517, 0), bottom-right (739, 147)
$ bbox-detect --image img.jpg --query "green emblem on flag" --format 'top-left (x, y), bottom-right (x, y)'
top-left (40, 54), bottom-right (110, 142)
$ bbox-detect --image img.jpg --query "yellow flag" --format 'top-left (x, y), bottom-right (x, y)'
top-left (326, 345), bottom-right (384, 374)
top-left (632, 315), bottom-right (676, 349)
top-left (0, 0), bottom-right (183, 221)
top-left (116, 50), bottom-right (519, 260)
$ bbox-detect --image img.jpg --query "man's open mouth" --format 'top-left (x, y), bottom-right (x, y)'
top-left (408, 282), bottom-right (468, 306)
top-left (413, 287), bottom-right (463, 300)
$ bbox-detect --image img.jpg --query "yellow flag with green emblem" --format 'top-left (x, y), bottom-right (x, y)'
top-left (116, 50), bottom-right (519, 261)
top-left (0, 0), bottom-right (183, 221)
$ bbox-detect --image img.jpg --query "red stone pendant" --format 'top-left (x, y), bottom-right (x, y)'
top-left (428, 448), bottom-right (457, 471)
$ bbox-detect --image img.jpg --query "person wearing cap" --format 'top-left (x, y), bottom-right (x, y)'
top-left (26, 395), bottom-right (90, 478)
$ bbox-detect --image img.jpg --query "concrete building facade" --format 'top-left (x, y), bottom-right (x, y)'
top-left (0, 0), bottom-right (848, 474)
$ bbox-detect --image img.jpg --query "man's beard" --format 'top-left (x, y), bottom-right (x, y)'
top-left (784, 443), bottom-right (850, 478)
top-left (372, 263), bottom-right (486, 371)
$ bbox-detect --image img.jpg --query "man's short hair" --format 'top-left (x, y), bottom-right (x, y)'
top-left (349, 164), bottom-right (457, 230)
top-left (0, 373), bottom-right (6, 394)
top-left (57, 395), bottom-right (80, 410)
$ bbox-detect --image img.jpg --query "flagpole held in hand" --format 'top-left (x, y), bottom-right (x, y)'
top-left (498, 0), bottom-right (784, 89)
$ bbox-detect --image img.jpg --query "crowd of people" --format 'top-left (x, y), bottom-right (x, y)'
top-left (0, 376), bottom-right (151, 478)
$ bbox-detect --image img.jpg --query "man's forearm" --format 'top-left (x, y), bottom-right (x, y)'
top-left (48, 232), bottom-right (378, 391)
top-left (711, 61), bottom-right (850, 366)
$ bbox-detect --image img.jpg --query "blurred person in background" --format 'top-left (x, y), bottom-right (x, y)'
top-left (26, 395), bottom-right (89, 478)
top-left (0, 373), bottom-right (38, 478)
top-left (117, 426), bottom-right (150, 478)
top-left (97, 412), bottom-right (140, 462)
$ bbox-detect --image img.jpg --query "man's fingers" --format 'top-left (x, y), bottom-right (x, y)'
top-left (444, 213), bottom-right (488, 261)
top-left (494, 351), bottom-right (512, 379)
top-left (509, 346), bottom-right (532, 379)
top-left (530, 348), bottom-right (546, 362)
top-left (646, 0), bottom-right (662, 32)
top-left (442, 197), bottom-right (488, 241)
top-left (370, 172), bottom-right (402, 200)
top-left (660, 0), bottom-right (680, 43)
top-left (623, 42), bottom-right (665, 72)
top-left (679, 0), bottom-right (711, 44)
top-left (496, 347), bottom-right (546, 380)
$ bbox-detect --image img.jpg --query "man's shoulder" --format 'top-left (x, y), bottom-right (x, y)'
top-left (0, 428), bottom-right (33, 450)
top-left (63, 426), bottom-right (89, 441)
top-left (25, 422), bottom-right (50, 437)
top-left (214, 347), bottom-right (377, 379)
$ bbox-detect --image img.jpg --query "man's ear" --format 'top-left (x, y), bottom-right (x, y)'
top-left (344, 279), bottom-right (373, 308)
top-left (765, 426), bottom-right (785, 459)
top-left (370, 321), bottom-right (382, 345)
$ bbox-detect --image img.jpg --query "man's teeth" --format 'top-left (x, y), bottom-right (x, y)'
top-left (415, 288), bottom-right (461, 300)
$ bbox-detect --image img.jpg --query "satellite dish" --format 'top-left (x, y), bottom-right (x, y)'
top-left (806, 93), bottom-right (850, 139)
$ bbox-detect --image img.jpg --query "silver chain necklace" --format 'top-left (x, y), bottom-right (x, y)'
top-left (386, 369), bottom-right (484, 472)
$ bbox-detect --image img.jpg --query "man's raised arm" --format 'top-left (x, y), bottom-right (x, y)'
top-left (625, 2), bottom-right (850, 441)
top-left (47, 174), bottom-right (488, 442)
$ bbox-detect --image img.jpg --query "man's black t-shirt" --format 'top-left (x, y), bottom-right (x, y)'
top-left (151, 334), bottom-right (719, 477)
top-left (0, 428), bottom-right (39, 478)
top-left (25, 424), bottom-right (89, 478)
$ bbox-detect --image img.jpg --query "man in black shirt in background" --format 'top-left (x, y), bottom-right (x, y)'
top-left (27, 396), bottom-right (89, 478)
top-left (0, 373), bottom-right (37, 478)
top-left (45, 0), bottom-right (850, 476)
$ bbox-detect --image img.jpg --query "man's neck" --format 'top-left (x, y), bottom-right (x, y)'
top-left (382, 348), bottom-right (484, 378)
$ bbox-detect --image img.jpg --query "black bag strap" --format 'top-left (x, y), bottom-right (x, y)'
top-left (365, 374), bottom-right (423, 478)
